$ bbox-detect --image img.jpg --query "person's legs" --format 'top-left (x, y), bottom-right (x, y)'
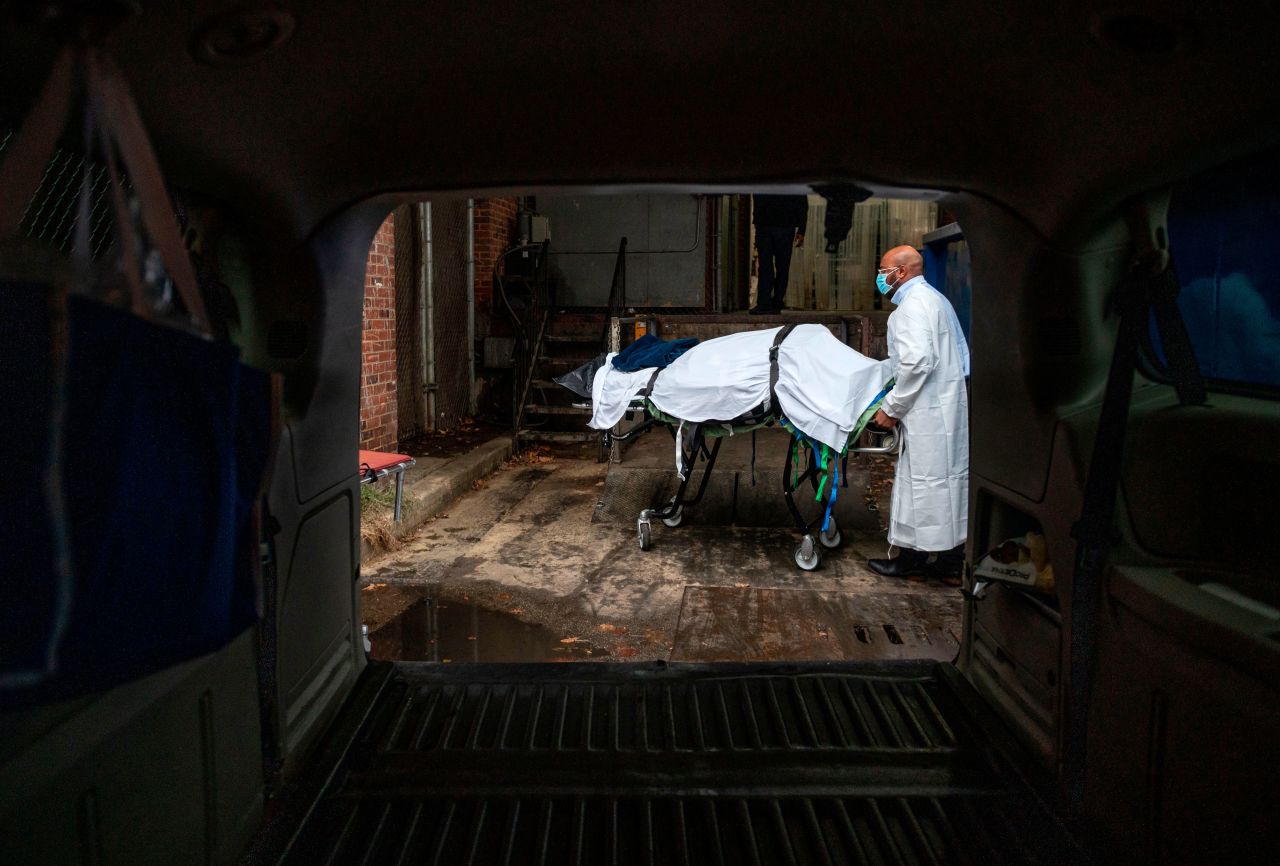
top-left (769, 227), bottom-right (796, 309)
top-left (869, 543), bottom-right (965, 585)
top-left (927, 543), bottom-right (966, 585)
top-left (753, 228), bottom-right (778, 313)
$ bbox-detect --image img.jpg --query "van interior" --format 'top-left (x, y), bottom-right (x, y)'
top-left (2, 3), bottom-right (1278, 864)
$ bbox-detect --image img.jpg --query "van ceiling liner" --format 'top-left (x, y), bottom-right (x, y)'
top-left (5, 2), bottom-right (1279, 240)
top-left (247, 661), bottom-right (1084, 865)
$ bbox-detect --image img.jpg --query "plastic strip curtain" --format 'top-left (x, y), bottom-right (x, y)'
top-left (785, 197), bottom-right (938, 312)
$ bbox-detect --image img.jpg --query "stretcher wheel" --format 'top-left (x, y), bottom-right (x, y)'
top-left (819, 520), bottom-right (841, 549)
top-left (662, 505), bottom-right (684, 528)
top-left (794, 535), bottom-right (821, 571)
top-left (638, 521), bottom-right (652, 551)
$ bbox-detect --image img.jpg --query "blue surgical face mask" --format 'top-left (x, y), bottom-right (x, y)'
top-left (876, 266), bottom-right (902, 296)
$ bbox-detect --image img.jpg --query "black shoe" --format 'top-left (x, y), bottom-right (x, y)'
top-left (748, 305), bottom-right (770, 315)
top-left (928, 545), bottom-right (965, 586)
top-left (867, 550), bottom-right (930, 578)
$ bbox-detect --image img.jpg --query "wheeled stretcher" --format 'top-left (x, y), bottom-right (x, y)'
top-left (573, 324), bottom-right (899, 570)
top-left (627, 408), bottom-right (899, 569)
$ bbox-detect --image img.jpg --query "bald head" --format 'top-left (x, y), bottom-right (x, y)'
top-left (879, 245), bottom-right (923, 277)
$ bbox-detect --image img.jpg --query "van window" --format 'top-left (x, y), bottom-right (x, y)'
top-left (1165, 156), bottom-right (1280, 389)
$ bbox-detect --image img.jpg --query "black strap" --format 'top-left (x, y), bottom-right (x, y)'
top-left (1148, 262), bottom-right (1206, 406)
top-left (750, 429), bottom-right (757, 487)
top-left (768, 324), bottom-right (797, 414)
top-left (638, 368), bottom-right (661, 398)
top-left (1063, 257), bottom-right (1203, 814)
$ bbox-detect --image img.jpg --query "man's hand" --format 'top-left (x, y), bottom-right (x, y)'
top-left (872, 408), bottom-right (897, 430)
top-left (794, 233), bottom-right (805, 248)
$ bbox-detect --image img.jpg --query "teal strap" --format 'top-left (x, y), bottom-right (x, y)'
top-left (815, 444), bottom-right (829, 501)
top-left (821, 456), bottom-right (840, 532)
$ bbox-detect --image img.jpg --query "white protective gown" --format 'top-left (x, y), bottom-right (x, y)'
top-left (882, 276), bottom-right (969, 552)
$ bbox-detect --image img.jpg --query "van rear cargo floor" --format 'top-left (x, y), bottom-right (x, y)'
top-left (248, 660), bottom-right (1084, 865)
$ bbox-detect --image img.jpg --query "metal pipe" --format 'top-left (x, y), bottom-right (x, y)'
top-left (417, 203), bottom-right (432, 432)
top-left (466, 199), bottom-right (476, 414)
top-left (418, 201), bottom-right (436, 430)
top-left (712, 196), bottom-right (722, 312)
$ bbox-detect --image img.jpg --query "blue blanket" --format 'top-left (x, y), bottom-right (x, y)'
top-left (612, 334), bottom-right (698, 372)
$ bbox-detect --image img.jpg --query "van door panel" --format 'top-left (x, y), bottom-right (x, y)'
top-left (1073, 386), bottom-right (1280, 861)
top-left (0, 632), bottom-right (264, 866)
top-left (275, 490), bottom-right (362, 766)
top-left (1089, 566), bottom-right (1279, 862)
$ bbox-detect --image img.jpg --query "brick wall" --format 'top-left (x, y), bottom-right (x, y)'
top-left (472, 197), bottom-right (519, 327)
top-left (360, 212), bottom-right (397, 451)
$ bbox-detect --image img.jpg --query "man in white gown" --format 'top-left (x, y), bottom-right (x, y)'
top-left (866, 245), bottom-right (970, 583)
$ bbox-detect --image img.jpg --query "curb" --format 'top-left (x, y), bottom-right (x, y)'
top-left (361, 436), bottom-right (513, 561)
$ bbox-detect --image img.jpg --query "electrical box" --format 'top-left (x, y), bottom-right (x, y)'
top-left (531, 215), bottom-right (550, 243)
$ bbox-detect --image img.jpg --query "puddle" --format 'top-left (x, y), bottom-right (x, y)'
top-left (369, 597), bottom-right (609, 662)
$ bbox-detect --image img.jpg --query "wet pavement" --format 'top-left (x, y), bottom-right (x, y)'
top-left (369, 594), bottom-right (609, 662)
top-left (359, 441), bottom-right (962, 662)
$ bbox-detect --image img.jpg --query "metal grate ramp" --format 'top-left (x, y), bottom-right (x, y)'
top-left (250, 662), bottom-right (1083, 866)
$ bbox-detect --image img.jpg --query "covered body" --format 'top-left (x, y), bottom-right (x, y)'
top-left (589, 324), bottom-right (888, 453)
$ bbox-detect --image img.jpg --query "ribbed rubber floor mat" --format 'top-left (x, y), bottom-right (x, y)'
top-left (253, 662), bottom-right (1083, 866)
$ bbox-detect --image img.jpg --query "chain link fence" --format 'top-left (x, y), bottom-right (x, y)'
top-left (1, 128), bottom-right (121, 259)
top-left (393, 204), bottom-right (422, 441)
top-left (774, 197), bottom-right (939, 313)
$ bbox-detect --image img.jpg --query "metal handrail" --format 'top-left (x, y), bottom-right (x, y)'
top-left (849, 426), bottom-right (902, 455)
top-left (599, 236), bottom-right (627, 352)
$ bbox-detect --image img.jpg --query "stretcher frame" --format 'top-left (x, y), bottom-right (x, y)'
top-left (633, 405), bottom-right (900, 570)
top-left (587, 324), bottom-right (900, 569)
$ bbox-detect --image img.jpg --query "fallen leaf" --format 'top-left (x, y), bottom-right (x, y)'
top-left (560, 637), bottom-right (583, 644)
top-left (734, 582), bottom-right (751, 588)
top-left (466, 635), bottom-right (477, 641)
top-left (597, 623), bottom-right (628, 634)
top-left (614, 646), bottom-right (639, 658)
top-left (362, 582), bottom-right (387, 591)
top-left (497, 593), bottom-right (512, 601)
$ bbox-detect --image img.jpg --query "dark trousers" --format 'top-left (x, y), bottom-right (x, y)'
top-left (756, 226), bottom-right (796, 309)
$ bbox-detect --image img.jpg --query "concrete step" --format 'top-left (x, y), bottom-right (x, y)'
top-left (525, 404), bottom-right (591, 415)
top-left (536, 355), bottom-right (598, 367)
top-left (360, 437), bottom-right (513, 561)
top-left (517, 429), bottom-right (601, 443)
top-left (543, 333), bottom-right (602, 344)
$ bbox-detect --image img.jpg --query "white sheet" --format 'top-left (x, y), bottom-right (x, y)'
top-left (588, 325), bottom-right (889, 452)
top-left (588, 353), bottom-right (656, 430)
